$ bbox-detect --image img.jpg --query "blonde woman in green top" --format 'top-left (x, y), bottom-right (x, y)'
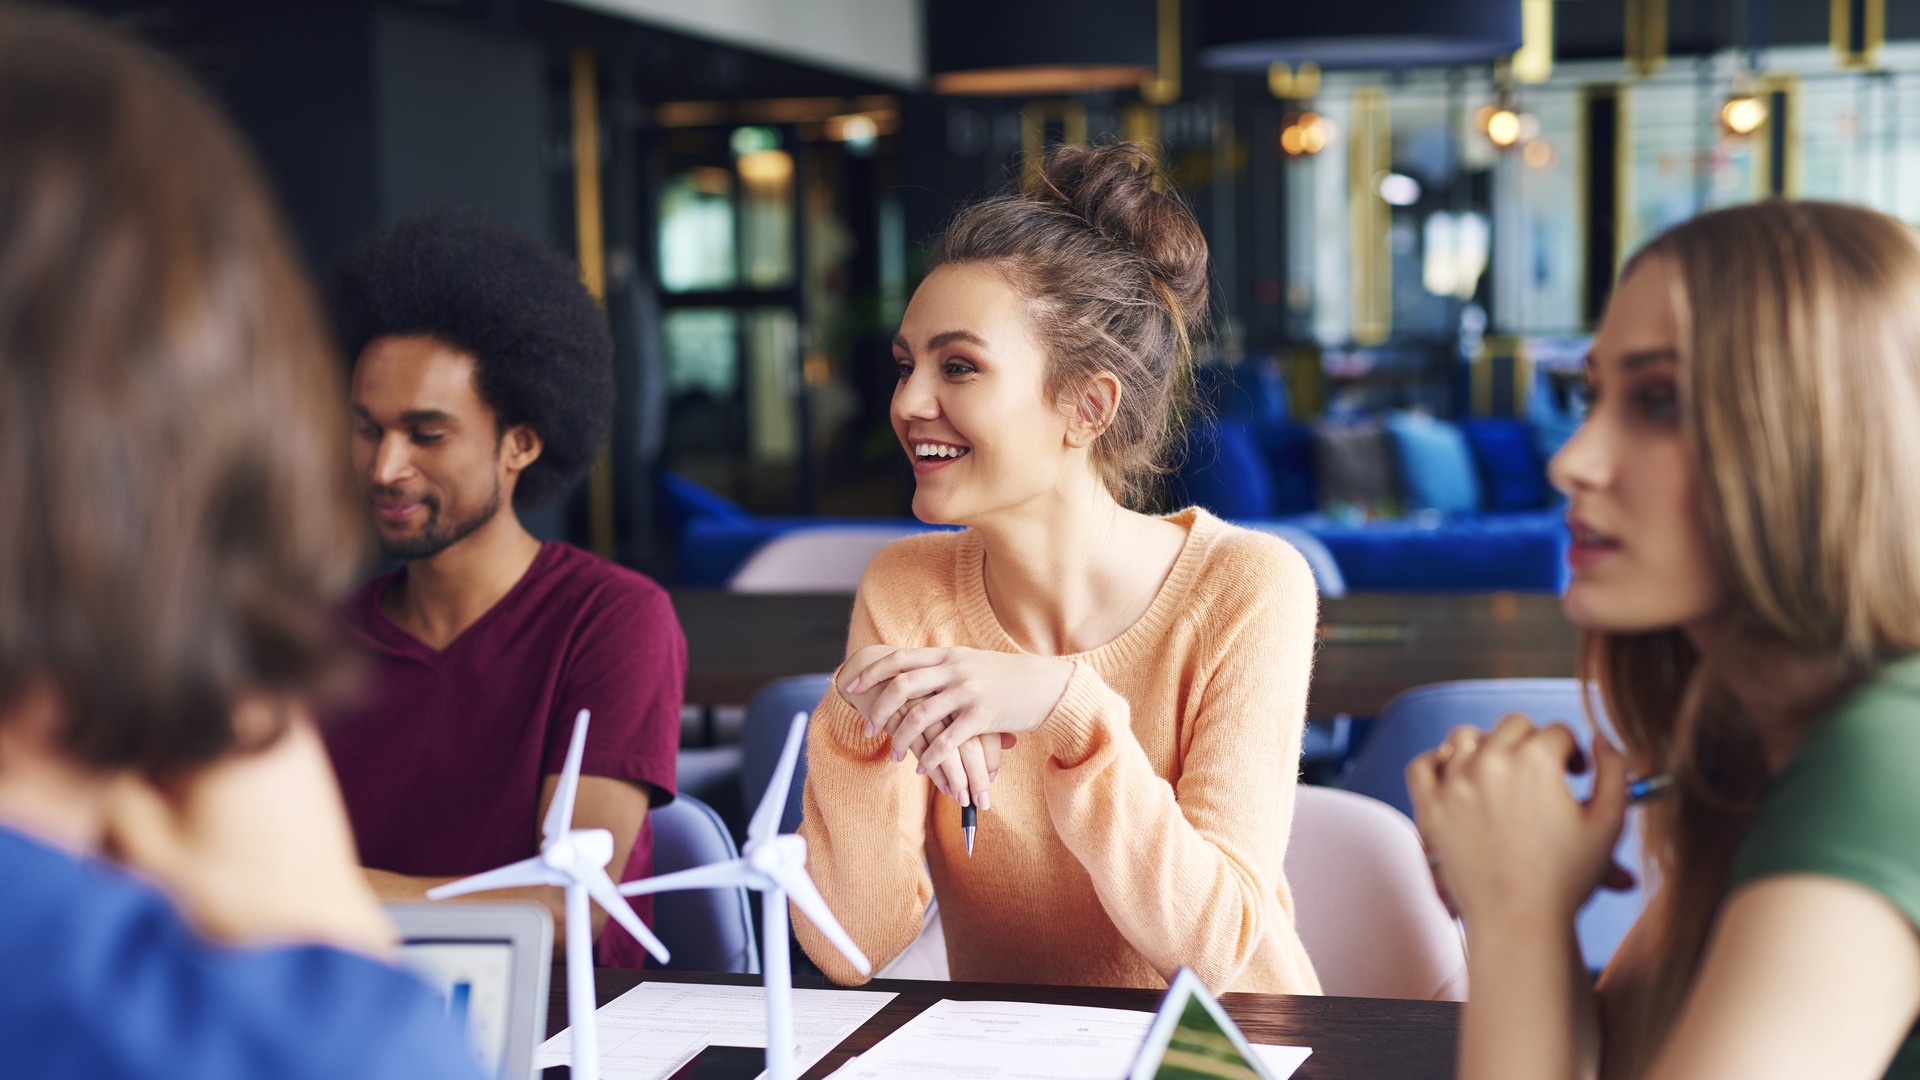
top-left (1410, 201), bottom-right (1920, 1080)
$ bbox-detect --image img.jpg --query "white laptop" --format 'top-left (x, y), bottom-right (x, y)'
top-left (388, 902), bottom-right (553, 1080)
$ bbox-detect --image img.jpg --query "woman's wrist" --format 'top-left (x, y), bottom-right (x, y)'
top-left (1036, 661), bottom-right (1112, 768)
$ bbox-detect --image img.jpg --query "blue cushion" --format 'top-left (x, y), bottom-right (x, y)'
top-left (1530, 414), bottom-right (1582, 463)
top-left (1257, 421), bottom-right (1318, 516)
top-left (1461, 418), bottom-right (1548, 510)
top-left (1382, 412), bottom-right (1482, 514)
top-left (662, 471), bottom-right (753, 525)
top-left (1271, 509), bottom-right (1570, 592)
top-left (1175, 417), bottom-right (1275, 519)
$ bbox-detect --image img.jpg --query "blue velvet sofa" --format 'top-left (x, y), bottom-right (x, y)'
top-left (1168, 364), bottom-right (1572, 593)
top-left (663, 355), bottom-right (1575, 593)
top-left (664, 469), bottom-right (1566, 593)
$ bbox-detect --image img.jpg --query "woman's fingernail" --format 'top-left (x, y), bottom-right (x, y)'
top-left (960, 790), bottom-right (970, 808)
top-left (988, 771), bottom-right (998, 782)
top-left (980, 790), bottom-right (991, 812)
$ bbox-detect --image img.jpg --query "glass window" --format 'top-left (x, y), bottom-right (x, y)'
top-left (663, 308), bottom-right (739, 397)
top-left (738, 147), bottom-right (795, 289)
top-left (745, 307), bottom-right (799, 462)
top-left (659, 168), bottom-right (736, 293)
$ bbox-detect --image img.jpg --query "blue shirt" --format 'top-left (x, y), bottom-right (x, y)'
top-left (0, 826), bottom-right (482, 1080)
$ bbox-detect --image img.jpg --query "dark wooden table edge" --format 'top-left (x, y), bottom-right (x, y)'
top-left (547, 968), bottom-right (1459, 1080)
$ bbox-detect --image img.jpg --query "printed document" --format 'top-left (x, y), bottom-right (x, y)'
top-left (535, 981), bottom-right (896, 1080)
top-left (824, 999), bottom-right (1311, 1080)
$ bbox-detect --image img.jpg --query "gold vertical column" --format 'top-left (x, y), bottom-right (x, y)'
top-left (1349, 87), bottom-right (1390, 346)
top-left (1020, 101), bottom-right (1089, 188)
top-left (570, 47), bottom-right (615, 560)
top-left (1625, 0), bottom-right (1667, 77)
top-left (1513, 0), bottom-right (1554, 84)
top-left (1141, 0), bottom-right (1180, 105)
top-left (1832, 0), bottom-right (1886, 70)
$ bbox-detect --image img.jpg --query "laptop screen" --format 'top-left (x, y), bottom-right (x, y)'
top-left (398, 938), bottom-right (518, 1077)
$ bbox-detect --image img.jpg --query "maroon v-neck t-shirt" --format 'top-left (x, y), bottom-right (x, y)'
top-left (323, 542), bottom-right (684, 969)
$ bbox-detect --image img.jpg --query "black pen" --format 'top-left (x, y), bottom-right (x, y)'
top-left (1628, 773), bottom-right (1672, 802)
top-left (961, 803), bottom-right (976, 857)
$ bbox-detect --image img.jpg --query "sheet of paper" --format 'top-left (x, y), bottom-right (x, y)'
top-left (823, 998), bottom-right (1157, 1080)
top-left (822, 998), bottom-right (1314, 1080)
top-left (535, 982), bottom-right (896, 1080)
top-left (1249, 1043), bottom-right (1313, 1079)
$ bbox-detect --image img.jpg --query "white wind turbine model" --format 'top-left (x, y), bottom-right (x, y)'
top-left (426, 709), bottom-right (669, 1080)
top-left (620, 711), bottom-right (871, 1080)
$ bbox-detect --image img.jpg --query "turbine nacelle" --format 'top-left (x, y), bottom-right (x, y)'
top-left (546, 828), bottom-right (613, 872)
top-left (744, 832), bottom-right (804, 877)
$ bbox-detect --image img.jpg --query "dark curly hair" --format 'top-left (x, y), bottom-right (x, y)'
top-left (327, 210), bottom-right (613, 509)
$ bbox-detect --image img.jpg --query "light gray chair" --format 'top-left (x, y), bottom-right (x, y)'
top-left (740, 674), bottom-right (835, 835)
top-left (647, 793), bottom-right (758, 973)
top-left (1337, 678), bottom-right (1647, 972)
top-left (1285, 785), bottom-right (1467, 1000)
top-left (727, 526), bottom-right (932, 593)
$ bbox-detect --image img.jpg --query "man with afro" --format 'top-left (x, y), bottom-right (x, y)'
top-left (320, 210), bottom-right (684, 969)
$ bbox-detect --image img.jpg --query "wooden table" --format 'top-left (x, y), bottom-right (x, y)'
top-left (673, 589), bottom-right (1579, 718)
top-left (547, 969), bottom-right (1458, 1080)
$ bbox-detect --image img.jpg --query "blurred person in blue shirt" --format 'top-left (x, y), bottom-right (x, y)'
top-left (0, 8), bottom-right (480, 1079)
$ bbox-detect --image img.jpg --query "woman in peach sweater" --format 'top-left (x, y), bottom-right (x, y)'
top-left (792, 143), bottom-right (1321, 995)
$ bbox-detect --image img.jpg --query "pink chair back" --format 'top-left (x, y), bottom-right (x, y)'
top-left (1285, 785), bottom-right (1467, 1000)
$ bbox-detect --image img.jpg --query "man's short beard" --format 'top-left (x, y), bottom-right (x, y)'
top-left (378, 479), bottom-right (503, 561)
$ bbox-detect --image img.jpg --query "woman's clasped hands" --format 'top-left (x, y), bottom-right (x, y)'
top-left (839, 644), bottom-right (1075, 814)
top-left (1405, 713), bottom-right (1635, 926)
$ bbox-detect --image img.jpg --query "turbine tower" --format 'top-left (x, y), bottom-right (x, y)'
top-left (621, 712), bottom-right (871, 1080)
top-left (428, 709), bottom-right (668, 1080)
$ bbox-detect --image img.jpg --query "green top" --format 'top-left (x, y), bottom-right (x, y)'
top-left (1730, 654), bottom-right (1920, 1079)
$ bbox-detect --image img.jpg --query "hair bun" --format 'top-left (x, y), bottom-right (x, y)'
top-left (1033, 142), bottom-right (1209, 331)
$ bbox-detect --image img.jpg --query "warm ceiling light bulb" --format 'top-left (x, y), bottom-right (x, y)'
top-left (836, 114), bottom-right (879, 143)
top-left (736, 148), bottom-right (793, 187)
top-left (1279, 112), bottom-right (1332, 156)
top-left (1722, 95), bottom-right (1768, 135)
top-left (1301, 114), bottom-right (1332, 153)
top-left (1487, 109), bottom-right (1522, 147)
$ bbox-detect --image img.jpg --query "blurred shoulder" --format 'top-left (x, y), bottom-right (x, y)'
top-left (547, 542), bottom-right (669, 604)
top-left (542, 543), bottom-right (678, 639)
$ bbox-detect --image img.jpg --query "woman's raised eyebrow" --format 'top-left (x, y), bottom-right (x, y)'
top-left (895, 330), bottom-right (989, 355)
top-left (1621, 348), bottom-right (1680, 370)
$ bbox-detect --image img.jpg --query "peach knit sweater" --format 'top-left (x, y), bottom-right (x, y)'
top-left (793, 508), bottom-right (1322, 994)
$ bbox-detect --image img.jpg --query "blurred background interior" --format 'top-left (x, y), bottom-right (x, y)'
top-left (57, 0), bottom-right (1919, 591)
top-left (58, 0), bottom-right (1920, 977)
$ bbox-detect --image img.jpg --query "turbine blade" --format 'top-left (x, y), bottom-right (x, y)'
top-left (779, 864), bottom-right (870, 975)
top-left (748, 711), bottom-right (808, 845)
top-left (542, 709), bottom-right (591, 844)
top-left (616, 860), bottom-right (754, 897)
top-left (426, 857), bottom-right (557, 900)
top-left (584, 865), bottom-right (671, 965)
